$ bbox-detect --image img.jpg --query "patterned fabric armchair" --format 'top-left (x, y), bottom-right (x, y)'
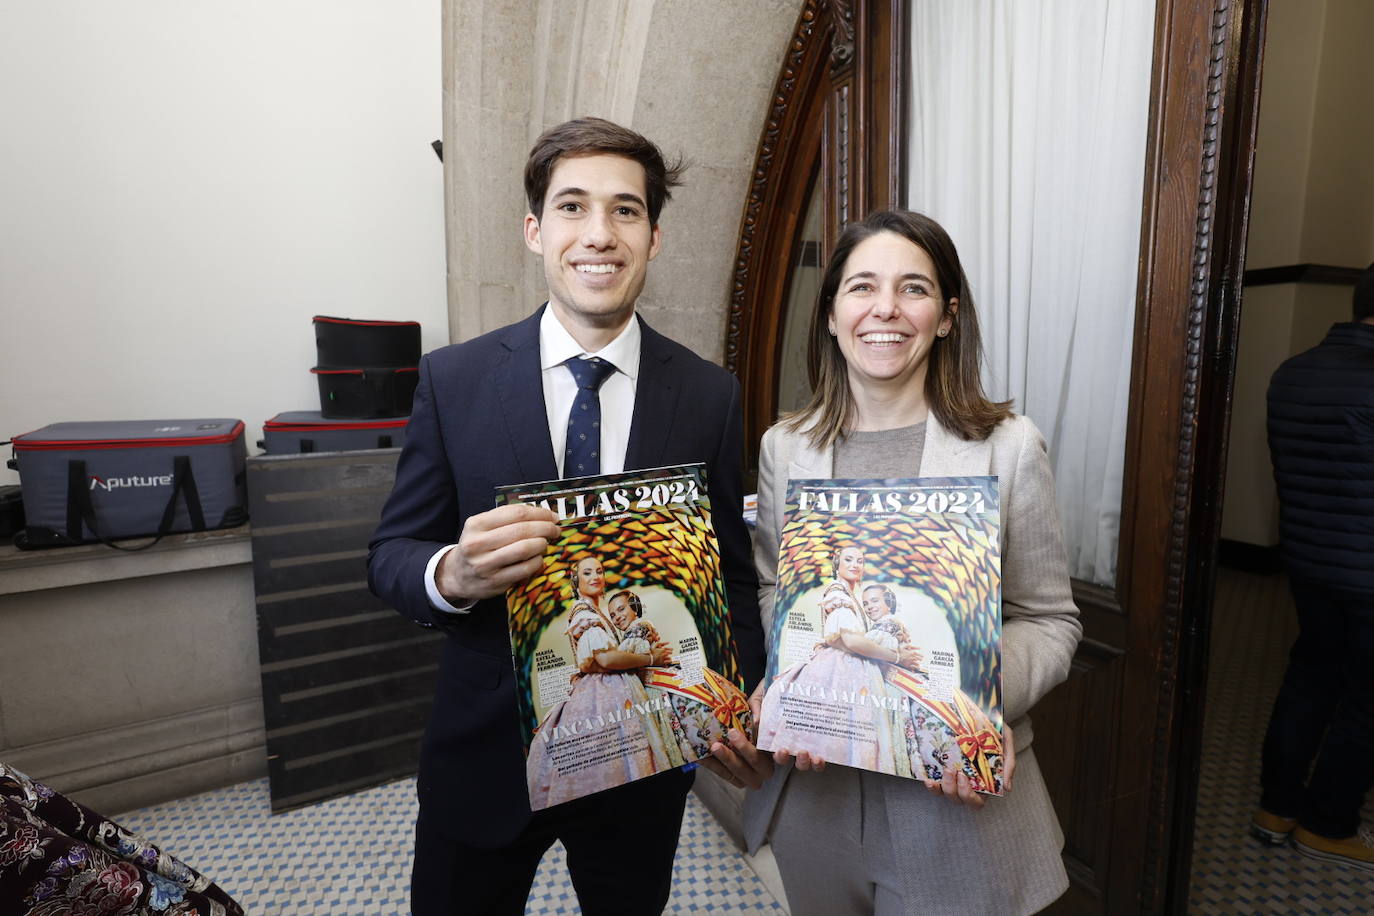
top-left (0, 763), bottom-right (242, 915)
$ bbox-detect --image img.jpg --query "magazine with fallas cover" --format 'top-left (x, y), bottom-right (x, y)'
top-left (757, 477), bottom-right (1007, 794)
top-left (497, 463), bottom-right (752, 810)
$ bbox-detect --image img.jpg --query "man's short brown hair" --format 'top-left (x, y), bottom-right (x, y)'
top-left (524, 117), bottom-right (685, 225)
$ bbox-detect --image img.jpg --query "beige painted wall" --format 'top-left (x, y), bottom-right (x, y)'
top-left (443, 0), bottom-right (803, 363)
top-left (1220, 285), bottom-right (1294, 545)
top-left (1222, 0), bottom-right (1373, 547)
top-left (0, 2), bottom-right (449, 486)
top-left (1243, 1), bottom-right (1324, 269)
top-left (1300, 0), bottom-right (1374, 264)
top-left (1289, 284), bottom-right (1359, 351)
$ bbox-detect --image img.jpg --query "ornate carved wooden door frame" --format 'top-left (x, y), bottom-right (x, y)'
top-left (726, 1), bottom-right (1268, 911)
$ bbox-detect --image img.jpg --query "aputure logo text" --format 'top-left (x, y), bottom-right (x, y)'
top-left (89, 474), bottom-right (172, 492)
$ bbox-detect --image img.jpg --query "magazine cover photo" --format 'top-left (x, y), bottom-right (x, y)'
top-left (757, 476), bottom-right (1008, 794)
top-left (498, 463), bottom-right (752, 810)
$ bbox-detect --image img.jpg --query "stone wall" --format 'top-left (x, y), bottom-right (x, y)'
top-left (443, 0), bottom-right (803, 363)
top-left (0, 532), bottom-right (264, 814)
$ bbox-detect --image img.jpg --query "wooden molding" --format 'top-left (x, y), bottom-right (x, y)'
top-left (829, 0), bottom-right (855, 71)
top-left (1242, 263), bottom-right (1366, 286)
top-left (725, 0), bottom-right (829, 458)
top-left (1120, 0), bottom-right (1267, 910)
top-left (1133, 0), bottom-right (1237, 896)
top-left (726, 0), bottom-right (905, 461)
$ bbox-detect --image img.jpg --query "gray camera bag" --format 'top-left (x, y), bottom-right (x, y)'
top-left (10, 419), bottom-right (247, 550)
top-left (260, 411), bottom-right (408, 455)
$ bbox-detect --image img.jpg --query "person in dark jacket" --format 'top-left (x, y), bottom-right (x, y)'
top-left (1251, 264), bottom-right (1374, 871)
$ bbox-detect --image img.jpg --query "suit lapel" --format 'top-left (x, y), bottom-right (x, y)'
top-left (494, 308), bottom-right (559, 483)
top-left (624, 317), bottom-right (678, 471)
top-left (920, 414), bottom-right (992, 477)
top-left (786, 434), bottom-right (833, 482)
top-left (783, 414), bottom-right (990, 485)
top-left (771, 422), bottom-right (831, 513)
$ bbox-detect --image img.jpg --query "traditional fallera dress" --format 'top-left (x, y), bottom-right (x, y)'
top-left (612, 618), bottom-right (692, 767)
top-left (627, 618), bottom-right (754, 761)
top-left (525, 603), bottom-right (683, 808)
top-left (869, 614), bottom-right (1005, 791)
top-left (758, 579), bottom-right (901, 771)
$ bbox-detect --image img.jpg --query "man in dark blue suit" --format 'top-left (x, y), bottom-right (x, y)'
top-left (368, 118), bottom-right (771, 915)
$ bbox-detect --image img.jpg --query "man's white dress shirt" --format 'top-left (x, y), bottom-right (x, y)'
top-left (423, 307), bottom-right (641, 612)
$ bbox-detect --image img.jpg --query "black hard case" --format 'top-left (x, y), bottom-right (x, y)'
top-left (313, 315), bottom-right (421, 368)
top-left (311, 367), bottom-right (419, 419)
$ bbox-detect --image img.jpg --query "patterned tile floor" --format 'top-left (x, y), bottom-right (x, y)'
top-left (117, 778), bottom-right (787, 915)
top-left (112, 566), bottom-right (1374, 915)
top-left (1187, 568), bottom-right (1374, 913)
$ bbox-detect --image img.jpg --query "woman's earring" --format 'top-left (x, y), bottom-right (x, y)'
top-left (937, 328), bottom-right (949, 337)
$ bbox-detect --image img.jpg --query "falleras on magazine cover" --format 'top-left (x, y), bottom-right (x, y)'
top-left (497, 463), bottom-right (752, 810)
top-left (757, 476), bottom-right (1008, 795)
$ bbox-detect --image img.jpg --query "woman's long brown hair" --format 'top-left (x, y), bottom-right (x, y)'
top-left (783, 209), bottom-right (1012, 448)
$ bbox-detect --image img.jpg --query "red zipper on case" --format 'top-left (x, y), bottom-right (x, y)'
top-left (265, 420), bottom-right (408, 431)
top-left (312, 316), bottom-right (420, 327)
top-left (15, 421), bottom-right (246, 451)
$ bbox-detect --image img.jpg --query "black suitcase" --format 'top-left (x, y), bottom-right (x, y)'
top-left (313, 315), bottom-right (421, 367)
top-left (311, 366), bottom-right (419, 419)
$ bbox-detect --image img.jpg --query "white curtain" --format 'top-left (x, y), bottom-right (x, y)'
top-left (905, 0), bottom-right (1155, 586)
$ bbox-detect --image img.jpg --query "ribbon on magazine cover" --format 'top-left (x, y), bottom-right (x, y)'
top-left (886, 666), bottom-right (1003, 791)
top-left (641, 667), bottom-right (751, 732)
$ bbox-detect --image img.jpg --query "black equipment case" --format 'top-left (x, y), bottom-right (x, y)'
top-left (9, 419), bottom-right (248, 549)
top-left (261, 411), bottom-right (409, 454)
top-left (311, 366), bottom-right (419, 419)
top-left (310, 315), bottom-right (422, 419)
top-left (313, 315), bottom-right (420, 367)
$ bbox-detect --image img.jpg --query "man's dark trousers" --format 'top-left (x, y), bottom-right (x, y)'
top-left (1260, 578), bottom-right (1374, 838)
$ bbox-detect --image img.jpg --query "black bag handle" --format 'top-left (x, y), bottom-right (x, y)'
top-left (166, 455), bottom-right (206, 532)
top-left (66, 455), bottom-right (206, 551)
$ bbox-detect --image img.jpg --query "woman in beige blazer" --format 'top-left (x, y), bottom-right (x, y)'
top-left (741, 210), bottom-right (1082, 915)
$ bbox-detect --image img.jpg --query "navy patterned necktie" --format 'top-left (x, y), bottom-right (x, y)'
top-left (563, 356), bottom-right (618, 477)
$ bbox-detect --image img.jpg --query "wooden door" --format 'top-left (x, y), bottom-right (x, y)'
top-left (727, 1), bottom-right (1268, 910)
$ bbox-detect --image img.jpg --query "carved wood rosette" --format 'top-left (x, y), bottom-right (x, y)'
top-left (824, 0), bottom-right (856, 253)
